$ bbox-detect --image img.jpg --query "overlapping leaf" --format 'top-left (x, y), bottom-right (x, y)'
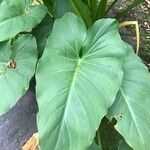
top-left (53, 0), bottom-right (92, 27)
top-left (33, 14), bottom-right (54, 57)
top-left (0, 34), bottom-right (37, 116)
top-left (88, 0), bottom-right (98, 20)
top-left (53, 0), bottom-right (72, 18)
top-left (108, 44), bottom-right (150, 150)
top-left (0, 0), bottom-right (47, 42)
top-left (42, 0), bottom-right (54, 13)
top-left (36, 13), bottom-right (126, 149)
top-left (69, 0), bottom-right (92, 27)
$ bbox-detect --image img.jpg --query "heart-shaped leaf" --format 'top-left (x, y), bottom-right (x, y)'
top-left (0, 34), bottom-right (37, 116)
top-left (36, 13), bottom-right (126, 149)
top-left (0, 0), bottom-right (47, 42)
top-left (108, 44), bottom-right (150, 150)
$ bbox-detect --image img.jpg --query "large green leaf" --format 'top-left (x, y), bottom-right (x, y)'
top-left (0, 34), bottom-right (37, 116)
top-left (53, 0), bottom-right (92, 27)
top-left (36, 13), bottom-right (126, 149)
top-left (108, 44), bottom-right (150, 150)
top-left (0, 0), bottom-right (47, 42)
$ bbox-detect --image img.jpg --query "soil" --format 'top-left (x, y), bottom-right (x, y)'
top-left (110, 0), bottom-right (150, 69)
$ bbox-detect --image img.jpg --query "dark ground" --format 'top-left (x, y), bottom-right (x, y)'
top-left (112, 0), bottom-right (150, 69)
top-left (0, 79), bottom-right (38, 150)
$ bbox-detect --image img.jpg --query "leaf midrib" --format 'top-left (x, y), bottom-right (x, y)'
top-left (55, 58), bottom-right (82, 148)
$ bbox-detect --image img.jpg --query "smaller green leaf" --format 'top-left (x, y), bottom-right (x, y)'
top-left (0, 34), bottom-right (37, 116)
top-left (81, 0), bottom-right (90, 6)
top-left (96, 0), bottom-right (108, 20)
top-left (88, 141), bottom-right (101, 150)
top-left (115, 0), bottom-right (144, 19)
top-left (105, 0), bottom-right (119, 15)
top-left (89, 0), bottom-right (98, 21)
top-left (69, 0), bottom-right (92, 27)
top-left (33, 14), bottom-right (54, 57)
top-left (42, 0), bottom-right (54, 14)
top-left (0, 0), bottom-right (47, 42)
top-left (53, 0), bottom-right (72, 18)
top-left (53, 0), bottom-right (92, 27)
